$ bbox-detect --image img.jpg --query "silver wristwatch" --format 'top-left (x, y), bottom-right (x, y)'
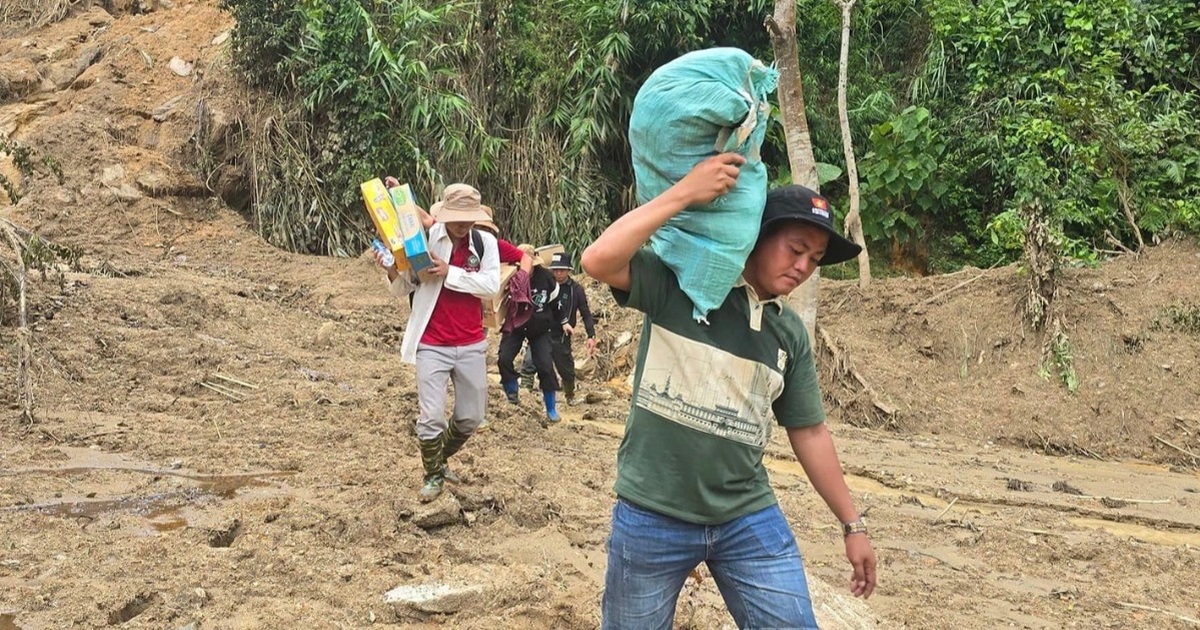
top-left (842, 517), bottom-right (868, 537)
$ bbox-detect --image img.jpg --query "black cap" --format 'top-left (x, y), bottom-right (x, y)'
top-left (761, 185), bottom-right (862, 266)
top-left (548, 251), bottom-right (574, 270)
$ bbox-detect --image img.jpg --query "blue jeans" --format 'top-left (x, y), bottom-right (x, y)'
top-left (602, 498), bottom-right (819, 630)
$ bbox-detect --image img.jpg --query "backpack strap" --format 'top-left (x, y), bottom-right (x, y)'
top-left (470, 229), bottom-right (485, 259)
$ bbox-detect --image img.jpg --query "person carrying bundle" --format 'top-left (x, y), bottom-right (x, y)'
top-left (583, 158), bottom-right (877, 628)
top-left (498, 245), bottom-right (566, 424)
top-left (374, 182), bottom-right (511, 502)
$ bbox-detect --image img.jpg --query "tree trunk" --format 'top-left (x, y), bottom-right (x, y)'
top-left (766, 1), bottom-right (820, 341)
top-left (834, 0), bottom-right (870, 288)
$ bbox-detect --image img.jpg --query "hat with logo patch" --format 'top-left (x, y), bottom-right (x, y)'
top-left (760, 185), bottom-right (862, 266)
top-left (547, 251), bottom-right (574, 270)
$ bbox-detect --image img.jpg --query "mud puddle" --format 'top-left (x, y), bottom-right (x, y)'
top-left (1, 447), bottom-right (294, 533)
top-left (0, 613), bottom-right (23, 630)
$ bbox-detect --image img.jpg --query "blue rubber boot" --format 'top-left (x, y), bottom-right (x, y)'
top-left (502, 380), bottom-right (519, 404)
top-left (543, 390), bottom-right (560, 424)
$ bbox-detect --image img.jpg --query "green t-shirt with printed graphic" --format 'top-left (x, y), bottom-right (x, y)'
top-left (611, 248), bottom-right (826, 525)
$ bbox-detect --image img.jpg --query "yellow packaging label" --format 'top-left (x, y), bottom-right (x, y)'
top-left (360, 179), bottom-right (411, 272)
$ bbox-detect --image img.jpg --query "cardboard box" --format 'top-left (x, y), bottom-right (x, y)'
top-left (536, 244), bottom-right (565, 267)
top-left (482, 264), bottom-right (519, 332)
top-left (497, 263), bottom-right (519, 294)
top-left (387, 184), bottom-right (434, 272)
top-left (360, 179), bottom-right (410, 272)
top-left (482, 295), bottom-right (507, 330)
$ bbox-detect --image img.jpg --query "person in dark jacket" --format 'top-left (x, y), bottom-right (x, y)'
top-left (547, 251), bottom-right (597, 404)
top-left (498, 245), bottom-right (566, 423)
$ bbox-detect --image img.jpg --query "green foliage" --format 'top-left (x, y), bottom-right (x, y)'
top-left (220, 0), bottom-right (775, 258)
top-left (221, 0), bottom-right (500, 255)
top-left (0, 135), bottom-right (65, 204)
top-left (1151, 301), bottom-right (1200, 336)
top-left (1041, 330), bottom-right (1080, 393)
top-left (859, 106), bottom-right (950, 244)
top-left (781, 0), bottom-right (1200, 270)
top-left (913, 0), bottom-right (1200, 265)
top-left (0, 174), bottom-right (18, 204)
top-left (217, 0), bottom-right (1200, 268)
top-left (21, 233), bottom-right (80, 277)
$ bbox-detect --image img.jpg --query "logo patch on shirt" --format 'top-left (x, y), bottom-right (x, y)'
top-left (467, 254), bottom-right (480, 268)
top-left (777, 349), bottom-right (788, 371)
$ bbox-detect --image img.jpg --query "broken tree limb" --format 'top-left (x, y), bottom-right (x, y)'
top-left (932, 497), bottom-right (958, 524)
top-left (817, 326), bottom-right (897, 420)
top-left (1, 220), bottom-right (34, 427)
top-left (1152, 435), bottom-right (1200, 463)
top-left (212, 372), bottom-right (259, 390)
top-left (199, 381), bottom-right (245, 401)
top-left (1073, 495), bottom-right (1171, 505)
top-left (1019, 528), bottom-right (1064, 537)
top-left (1115, 602), bottom-right (1200, 626)
top-left (915, 267), bottom-right (993, 309)
top-left (1114, 175), bottom-right (1146, 251)
top-left (1104, 230), bottom-right (1136, 256)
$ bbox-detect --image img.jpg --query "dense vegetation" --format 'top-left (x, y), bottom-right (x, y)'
top-left (218, 0), bottom-right (1199, 273)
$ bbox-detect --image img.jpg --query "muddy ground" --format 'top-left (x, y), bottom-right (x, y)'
top-left (2, 3), bottom-right (1200, 629)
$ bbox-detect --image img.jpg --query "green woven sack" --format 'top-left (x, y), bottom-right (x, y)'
top-left (629, 47), bottom-right (778, 322)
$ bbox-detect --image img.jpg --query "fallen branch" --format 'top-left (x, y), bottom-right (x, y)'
top-left (1019, 528), bottom-right (1063, 537)
top-left (213, 372), bottom-right (260, 390)
top-left (1074, 495), bottom-right (1171, 505)
top-left (817, 326), bottom-right (897, 420)
top-left (1, 220), bottom-right (34, 427)
top-left (1153, 435), bottom-right (1200, 463)
top-left (879, 545), bottom-right (970, 573)
top-left (1114, 175), bottom-right (1146, 251)
top-left (916, 271), bottom-right (988, 308)
top-left (199, 381), bottom-right (245, 401)
top-left (75, 429), bottom-right (129, 441)
top-left (1105, 230), bottom-right (1136, 256)
top-left (1033, 431), bottom-right (1106, 461)
top-left (932, 497), bottom-right (958, 524)
top-left (1115, 602), bottom-right (1200, 626)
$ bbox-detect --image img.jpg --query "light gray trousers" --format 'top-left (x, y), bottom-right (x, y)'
top-left (414, 340), bottom-right (488, 440)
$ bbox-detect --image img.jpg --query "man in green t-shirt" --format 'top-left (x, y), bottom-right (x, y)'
top-left (581, 153), bottom-right (877, 629)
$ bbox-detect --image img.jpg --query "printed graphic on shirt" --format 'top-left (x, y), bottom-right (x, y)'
top-left (635, 324), bottom-right (784, 447)
top-left (531, 288), bottom-right (550, 310)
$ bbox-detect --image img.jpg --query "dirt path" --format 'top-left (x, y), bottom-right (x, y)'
top-left (568, 412), bottom-right (1200, 628)
top-left (3, 387), bottom-right (1198, 628)
top-left (3, 2), bottom-right (1200, 629)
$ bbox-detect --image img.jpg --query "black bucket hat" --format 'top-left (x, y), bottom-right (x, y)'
top-left (548, 251), bottom-right (574, 270)
top-left (761, 185), bottom-right (862, 266)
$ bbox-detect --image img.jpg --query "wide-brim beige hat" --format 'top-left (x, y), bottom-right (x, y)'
top-left (517, 243), bottom-right (545, 267)
top-left (430, 183), bottom-right (493, 224)
top-left (475, 204), bottom-right (501, 235)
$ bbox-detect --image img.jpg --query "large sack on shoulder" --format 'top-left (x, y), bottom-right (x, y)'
top-left (629, 47), bottom-right (778, 322)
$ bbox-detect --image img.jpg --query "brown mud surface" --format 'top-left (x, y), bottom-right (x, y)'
top-left (2, 3), bottom-right (1199, 629)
